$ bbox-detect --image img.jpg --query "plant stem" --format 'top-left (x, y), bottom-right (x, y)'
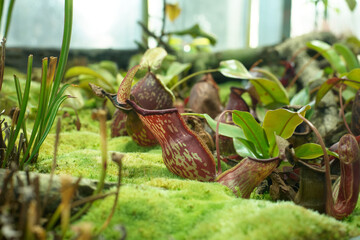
top-left (0, 0), bottom-right (4, 31)
top-left (95, 110), bottom-right (107, 194)
top-left (142, 0), bottom-right (149, 48)
top-left (4, 0), bottom-right (15, 39)
top-left (97, 153), bottom-right (123, 234)
top-left (287, 52), bottom-right (320, 89)
top-left (170, 68), bottom-right (218, 91)
top-left (42, 118), bottom-right (61, 215)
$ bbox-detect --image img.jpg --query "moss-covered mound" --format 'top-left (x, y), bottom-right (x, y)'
top-left (36, 115), bottom-right (360, 240)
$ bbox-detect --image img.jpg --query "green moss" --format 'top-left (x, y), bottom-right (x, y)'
top-left (79, 184), bottom-right (358, 240)
top-left (35, 123), bottom-right (360, 240)
top-left (108, 136), bottom-right (161, 153)
top-left (56, 109), bottom-right (101, 134)
top-left (37, 131), bottom-right (173, 184)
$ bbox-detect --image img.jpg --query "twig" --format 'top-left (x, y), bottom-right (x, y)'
top-left (287, 52), bottom-right (321, 89)
top-left (97, 153), bottom-right (124, 233)
top-left (42, 118), bottom-right (61, 216)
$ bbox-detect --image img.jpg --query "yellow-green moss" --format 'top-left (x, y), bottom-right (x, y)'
top-left (36, 123), bottom-right (360, 240)
top-left (37, 131), bottom-right (173, 184)
top-left (79, 183), bottom-right (358, 240)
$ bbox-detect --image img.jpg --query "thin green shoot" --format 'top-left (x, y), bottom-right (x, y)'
top-left (4, 54), bottom-right (33, 167)
top-left (170, 68), bottom-right (218, 91)
top-left (4, 0), bottom-right (15, 39)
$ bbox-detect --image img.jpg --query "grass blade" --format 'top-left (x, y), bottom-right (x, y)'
top-left (0, 0), bottom-right (4, 29)
top-left (26, 95), bottom-right (70, 164)
top-left (4, 0), bottom-right (15, 39)
top-left (5, 55), bottom-right (33, 166)
top-left (48, 0), bottom-right (72, 106)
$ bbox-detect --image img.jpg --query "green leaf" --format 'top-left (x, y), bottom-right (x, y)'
top-left (316, 70), bottom-right (360, 105)
top-left (157, 62), bottom-right (191, 86)
top-left (64, 66), bottom-right (114, 92)
top-left (295, 143), bottom-right (339, 159)
top-left (219, 60), bottom-right (289, 107)
top-left (219, 60), bottom-right (252, 79)
top-left (140, 47), bottom-right (167, 70)
top-left (168, 24), bottom-right (217, 45)
top-left (315, 77), bottom-right (342, 105)
top-left (5, 55), bottom-right (33, 165)
top-left (232, 110), bottom-right (269, 158)
top-left (345, 69), bottom-right (360, 88)
top-left (262, 105), bottom-right (311, 157)
top-left (250, 78), bottom-right (289, 107)
top-left (290, 86), bottom-right (310, 106)
top-left (233, 138), bottom-right (261, 158)
top-left (307, 40), bottom-right (347, 74)
top-left (252, 68), bottom-right (287, 94)
top-left (185, 113), bottom-right (245, 139)
top-left (334, 43), bottom-right (359, 71)
top-left (48, 0), bottom-right (72, 106)
top-left (345, 0), bottom-right (357, 11)
top-left (27, 95), bottom-right (70, 164)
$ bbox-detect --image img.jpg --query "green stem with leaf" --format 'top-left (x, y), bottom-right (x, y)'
top-left (170, 68), bottom-right (218, 91)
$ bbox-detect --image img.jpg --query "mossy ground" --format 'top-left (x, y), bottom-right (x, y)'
top-left (35, 111), bottom-right (360, 240)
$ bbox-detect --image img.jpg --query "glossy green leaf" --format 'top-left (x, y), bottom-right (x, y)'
top-left (315, 77), bottom-right (342, 105)
top-left (295, 143), bottom-right (338, 160)
top-left (290, 86), bottom-right (310, 106)
top-left (262, 105), bottom-right (311, 157)
top-left (250, 78), bottom-right (289, 107)
top-left (345, 69), bottom-right (360, 89)
top-left (252, 68), bottom-right (286, 94)
top-left (185, 113), bottom-right (245, 139)
top-left (334, 43), bottom-right (359, 71)
top-left (233, 110), bottom-right (269, 158)
top-left (140, 47), bottom-right (167, 70)
top-left (233, 138), bottom-right (261, 158)
top-left (307, 40), bottom-right (347, 74)
top-left (219, 60), bottom-right (253, 79)
top-left (219, 60), bottom-right (289, 107)
top-left (347, 68), bottom-right (360, 81)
